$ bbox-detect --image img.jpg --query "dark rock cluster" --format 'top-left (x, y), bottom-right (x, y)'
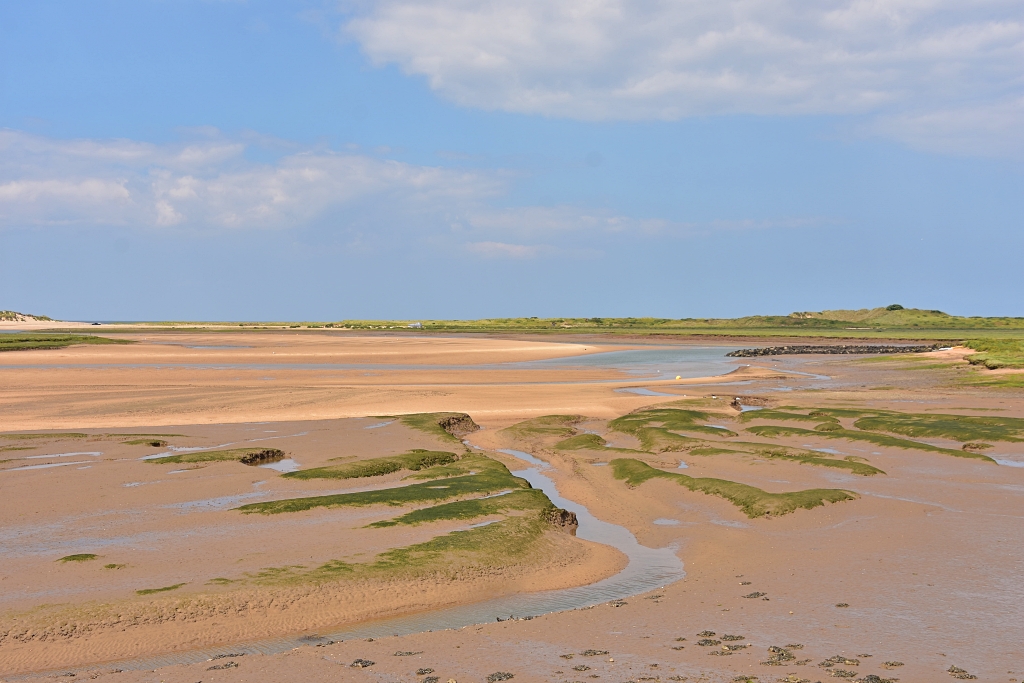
top-left (239, 448), bottom-right (286, 465)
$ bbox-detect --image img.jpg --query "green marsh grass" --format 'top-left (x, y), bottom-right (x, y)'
top-left (609, 408), bottom-right (735, 451)
top-left (553, 433), bottom-right (647, 454)
top-left (392, 412), bottom-right (479, 444)
top-left (688, 446), bottom-right (740, 456)
top-left (286, 450), bottom-right (459, 480)
top-left (57, 554), bottom-right (98, 563)
top-left (502, 415), bottom-right (583, 440)
top-left (737, 409), bottom-right (838, 425)
top-left (136, 583), bottom-right (186, 595)
top-left (246, 514), bottom-right (551, 587)
top-left (369, 488), bottom-right (550, 527)
top-left (610, 459), bottom-right (856, 518)
top-left (852, 412), bottom-right (1024, 442)
top-left (0, 334), bottom-right (131, 353)
top-left (961, 373), bottom-right (1024, 388)
top-left (754, 449), bottom-right (884, 476)
top-left (238, 455), bottom-right (528, 515)
top-left (554, 433), bottom-right (605, 450)
top-left (745, 425), bottom-right (993, 461)
top-left (146, 447), bottom-right (285, 465)
top-left (964, 339), bottom-right (1024, 369)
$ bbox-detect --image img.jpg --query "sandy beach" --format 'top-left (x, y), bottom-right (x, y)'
top-left (1, 332), bottom-right (1021, 682)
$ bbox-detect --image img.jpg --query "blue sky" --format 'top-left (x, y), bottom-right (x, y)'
top-left (1, 0), bottom-right (1022, 321)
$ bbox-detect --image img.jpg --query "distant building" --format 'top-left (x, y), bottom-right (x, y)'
top-left (408, 322), bottom-right (423, 329)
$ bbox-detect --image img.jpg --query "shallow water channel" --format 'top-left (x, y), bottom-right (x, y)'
top-left (74, 447), bottom-right (685, 673)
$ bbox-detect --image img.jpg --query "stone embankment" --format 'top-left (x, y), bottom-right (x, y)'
top-left (727, 343), bottom-right (947, 358)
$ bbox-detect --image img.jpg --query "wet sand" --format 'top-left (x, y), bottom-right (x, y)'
top-left (1, 333), bottom-right (1022, 682)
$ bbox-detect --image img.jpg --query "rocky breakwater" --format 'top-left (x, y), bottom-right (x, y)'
top-left (727, 343), bottom-right (947, 358)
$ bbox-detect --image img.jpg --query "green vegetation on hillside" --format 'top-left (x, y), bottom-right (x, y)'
top-left (0, 310), bottom-right (52, 322)
top-left (610, 459), bottom-right (856, 518)
top-left (0, 334), bottom-right (130, 352)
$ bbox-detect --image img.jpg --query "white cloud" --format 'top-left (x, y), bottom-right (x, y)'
top-left (0, 130), bottom-right (825, 258)
top-left (0, 130), bottom-right (502, 230)
top-left (344, 0), bottom-right (1024, 155)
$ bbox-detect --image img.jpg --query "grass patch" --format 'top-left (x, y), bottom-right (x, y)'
top-left (369, 488), bottom-right (550, 527)
top-left (738, 409), bottom-right (837, 425)
top-left (248, 514), bottom-right (551, 587)
top-left (287, 450), bottom-right (459, 480)
top-left (689, 447), bottom-right (741, 456)
top-left (103, 563), bottom-right (127, 569)
top-left (124, 439), bottom-right (167, 447)
top-left (609, 408), bottom-right (735, 451)
top-left (391, 412), bottom-right (479, 444)
top-left (238, 454), bottom-right (527, 515)
top-left (57, 554), bottom-right (98, 563)
top-left (146, 447), bottom-right (285, 465)
top-left (554, 433), bottom-right (606, 450)
top-left (755, 448), bottom-right (884, 476)
top-left (136, 583), bottom-right (186, 595)
top-left (964, 339), bottom-right (1024, 369)
top-left (0, 334), bottom-right (132, 353)
top-left (745, 425), bottom-right (992, 461)
top-left (610, 458), bottom-right (856, 518)
top-left (853, 412), bottom-right (1024, 443)
top-left (502, 415), bottom-right (584, 440)
top-left (961, 372), bottom-right (1024, 388)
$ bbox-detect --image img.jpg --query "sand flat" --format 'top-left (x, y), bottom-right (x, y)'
top-left (1, 332), bottom-right (1021, 681)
